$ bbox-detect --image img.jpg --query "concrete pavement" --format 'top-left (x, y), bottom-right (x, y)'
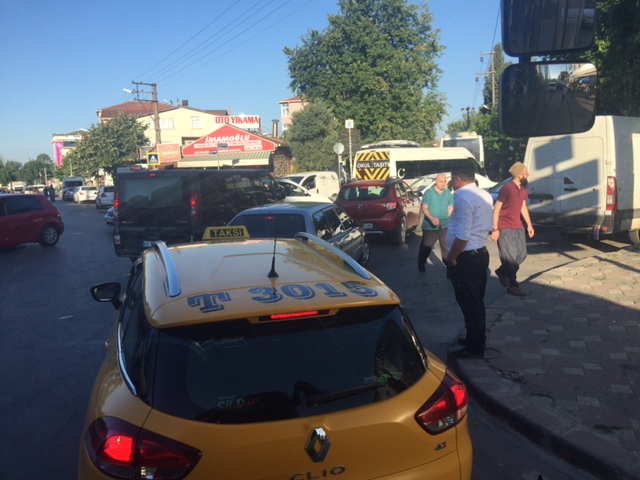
top-left (450, 244), bottom-right (640, 480)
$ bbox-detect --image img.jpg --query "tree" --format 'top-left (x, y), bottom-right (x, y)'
top-left (20, 154), bottom-right (55, 185)
top-left (285, 100), bottom-right (341, 171)
top-left (284, 0), bottom-right (445, 145)
top-left (587, 0), bottom-right (640, 116)
top-left (0, 157), bottom-right (23, 187)
top-left (62, 112), bottom-right (148, 177)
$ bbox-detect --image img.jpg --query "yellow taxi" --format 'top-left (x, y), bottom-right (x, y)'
top-left (78, 228), bottom-right (472, 479)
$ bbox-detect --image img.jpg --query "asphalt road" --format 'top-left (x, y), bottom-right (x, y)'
top-left (0, 201), bottom-right (627, 479)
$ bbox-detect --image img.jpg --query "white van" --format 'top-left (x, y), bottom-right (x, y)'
top-left (524, 115), bottom-right (640, 244)
top-left (285, 171), bottom-right (341, 198)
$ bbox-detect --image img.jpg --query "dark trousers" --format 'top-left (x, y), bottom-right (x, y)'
top-left (418, 228), bottom-right (448, 266)
top-left (448, 248), bottom-right (489, 353)
top-left (496, 227), bottom-right (527, 288)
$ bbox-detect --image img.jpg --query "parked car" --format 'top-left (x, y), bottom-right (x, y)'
top-left (63, 186), bottom-right (78, 201)
top-left (334, 178), bottom-right (422, 245)
top-left (275, 178), bottom-right (334, 203)
top-left (0, 193), bottom-right (64, 248)
top-left (79, 234), bottom-right (472, 479)
top-left (227, 201), bottom-right (370, 265)
top-left (411, 172), bottom-right (495, 197)
top-left (486, 177), bottom-right (512, 204)
top-left (73, 186), bottom-right (98, 204)
top-left (104, 206), bottom-right (115, 225)
top-left (95, 185), bottom-right (115, 209)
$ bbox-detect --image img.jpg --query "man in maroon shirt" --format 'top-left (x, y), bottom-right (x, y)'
top-left (491, 162), bottom-right (535, 297)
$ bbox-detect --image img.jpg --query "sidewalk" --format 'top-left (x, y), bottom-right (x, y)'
top-left (450, 244), bottom-right (640, 480)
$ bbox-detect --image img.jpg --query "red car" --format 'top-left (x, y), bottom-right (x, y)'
top-left (335, 178), bottom-right (422, 245)
top-left (0, 194), bottom-right (64, 249)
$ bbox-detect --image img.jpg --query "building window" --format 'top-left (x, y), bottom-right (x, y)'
top-left (191, 116), bottom-right (201, 129)
top-left (282, 124), bottom-right (289, 132)
top-left (160, 118), bottom-right (175, 129)
top-left (281, 103), bottom-right (290, 116)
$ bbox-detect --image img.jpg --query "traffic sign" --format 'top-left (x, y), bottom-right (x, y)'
top-left (147, 152), bottom-right (160, 165)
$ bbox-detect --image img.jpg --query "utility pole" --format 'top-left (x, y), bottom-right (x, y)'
top-left (132, 81), bottom-right (162, 145)
top-left (477, 52), bottom-right (496, 108)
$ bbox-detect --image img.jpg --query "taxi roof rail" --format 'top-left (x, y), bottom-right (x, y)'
top-left (294, 232), bottom-right (371, 280)
top-left (153, 241), bottom-right (181, 297)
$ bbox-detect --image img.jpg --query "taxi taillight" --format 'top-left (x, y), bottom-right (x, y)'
top-left (415, 370), bottom-right (468, 434)
top-left (85, 417), bottom-right (201, 479)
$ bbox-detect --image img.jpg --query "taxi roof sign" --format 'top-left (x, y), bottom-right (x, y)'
top-left (202, 225), bottom-right (250, 241)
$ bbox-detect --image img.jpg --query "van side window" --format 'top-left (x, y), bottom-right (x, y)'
top-left (302, 176), bottom-right (316, 191)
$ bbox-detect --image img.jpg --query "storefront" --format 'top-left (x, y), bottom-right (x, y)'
top-left (178, 124), bottom-right (278, 169)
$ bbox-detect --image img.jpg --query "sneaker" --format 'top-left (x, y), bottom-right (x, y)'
top-left (507, 286), bottom-right (527, 297)
top-left (495, 268), bottom-right (509, 287)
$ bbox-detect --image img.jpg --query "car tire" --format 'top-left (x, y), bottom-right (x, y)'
top-left (358, 239), bottom-right (371, 266)
top-left (38, 224), bottom-right (60, 247)
top-left (392, 218), bottom-right (407, 245)
top-left (629, 230), bottom-right (640, 245)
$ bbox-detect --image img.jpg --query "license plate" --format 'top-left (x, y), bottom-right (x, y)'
top-left (142, 240), bottom-right (154, 248)
top-left (363, 223), bottom-right (373, 229)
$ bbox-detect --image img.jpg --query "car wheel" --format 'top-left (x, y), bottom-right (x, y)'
top-left (38, 224), bottom-right (60, 247)
top-left (392, 218), bottom-right (407, 245)
top-left (629, 230), bottom-right (640, 245)
top-left (358, 239), bottom-right (371, 266)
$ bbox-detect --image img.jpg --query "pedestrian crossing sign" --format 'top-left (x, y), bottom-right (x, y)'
top-left (147, 152), bottom-right (160, 165)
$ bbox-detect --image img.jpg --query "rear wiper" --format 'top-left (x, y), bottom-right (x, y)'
top-left (306, 382), bottom-right (386, 408)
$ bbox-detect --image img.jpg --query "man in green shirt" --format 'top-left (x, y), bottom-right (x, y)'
top-left (417, 173), bottom-right (454, 272)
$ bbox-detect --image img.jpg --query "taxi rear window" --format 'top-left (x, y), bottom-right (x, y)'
top-left (149, 305), bottom-right (427, 423)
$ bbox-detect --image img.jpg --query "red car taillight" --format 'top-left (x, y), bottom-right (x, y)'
top-left (85, 417), bottom-right (201, 479)
top-left (114, 193), bottom-right (120, 222)
top-left (606, 176), bottom-right (617, 212)
top-left (415, 370), bottom-right (468, 434)
top-left (190, 191), bottom-right (198, 222)
top-left (385, 201), bottom-right (398, 211)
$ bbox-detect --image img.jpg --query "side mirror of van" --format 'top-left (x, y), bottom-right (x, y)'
top-left (502, 0), bottom-right (596, 57)
top-left (499, 62), bottom-right (597, 137)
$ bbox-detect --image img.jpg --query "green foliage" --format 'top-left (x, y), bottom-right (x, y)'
top-left (19, 154), bottom-right (55, 185)
top-left (473, 112), bottom-right (527, 181)
top-left (286, 100), bottom-right (341, 171)
top-left (62, 112), bottom-right (148, 177)
top-left (0, 158), bottom-right (23, 186)
top-left (284, 0), bottom-right (445, 145)
top-left (587, 0), bottom-right (640, 116)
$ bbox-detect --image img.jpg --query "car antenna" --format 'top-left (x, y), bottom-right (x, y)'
top-left (268, 214), bottom-right (279, 278)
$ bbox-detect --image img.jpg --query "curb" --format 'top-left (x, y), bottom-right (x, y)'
top-left (449, 352), bottom-right (639, 480)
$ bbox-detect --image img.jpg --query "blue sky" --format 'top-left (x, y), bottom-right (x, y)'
top-left (0, 0), bottom-right (502, 164)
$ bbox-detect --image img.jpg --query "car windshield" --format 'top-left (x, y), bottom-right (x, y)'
top-left (149, 305), bottom-right (426, 423)
top-left (229, 213), bottom-right (307, 238)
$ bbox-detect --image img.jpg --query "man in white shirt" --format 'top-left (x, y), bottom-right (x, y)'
top-left (446, 167), bottom-right (494, 358)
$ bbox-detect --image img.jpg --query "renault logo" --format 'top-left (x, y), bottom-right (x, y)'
top-left (305, 428), bottom-right (331, 462)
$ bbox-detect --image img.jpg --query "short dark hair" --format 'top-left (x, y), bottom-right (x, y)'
top-left (451, 168), bottom-right (475, 182)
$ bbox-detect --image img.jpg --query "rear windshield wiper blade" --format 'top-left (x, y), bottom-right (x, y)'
top-left (306, 382), bottom-right (386, 408)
